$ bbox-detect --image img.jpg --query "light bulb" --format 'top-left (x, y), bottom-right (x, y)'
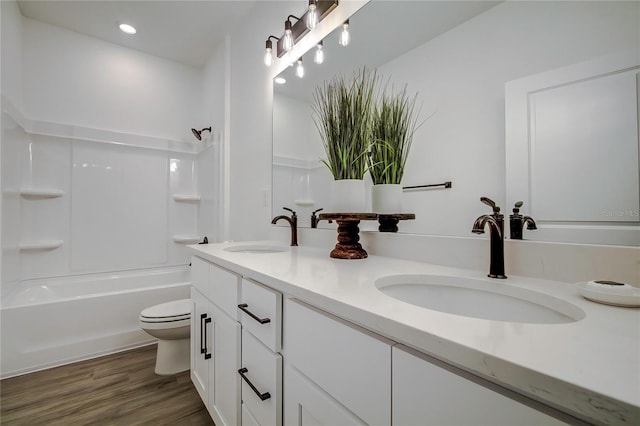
top-left (306, 1), bottom-right (318, 30)
top-left (314, 42), bottom-right (324, 64)
top-left (295, 59), bottom-right (304, 78)
top-left (339, 20), bottom-right (350, 46)
top-left (283, 20), bottom-right (294, 51)
top-left (264, 47), bottom-right (273, 67)
top-left (264, 38), bottom-right (274, 67)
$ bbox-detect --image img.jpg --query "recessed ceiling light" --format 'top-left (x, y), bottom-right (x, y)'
top-left (274, 77), bottom-right (286, 84)
top-left (119, 23), bottom-right (137, 35)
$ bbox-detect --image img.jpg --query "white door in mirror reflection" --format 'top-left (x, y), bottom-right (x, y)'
top-left (506, 51), bottom-right (640, 246)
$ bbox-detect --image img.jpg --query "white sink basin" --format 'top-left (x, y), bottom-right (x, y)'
top-left (375, 275), bottom-right (585, 324)
top-left (223, 244), bottom-right (288, 254)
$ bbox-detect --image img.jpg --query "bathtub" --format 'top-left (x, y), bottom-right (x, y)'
top-left (1, 266), bottom-right (191, 378)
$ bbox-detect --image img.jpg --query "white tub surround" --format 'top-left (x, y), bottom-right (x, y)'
top-left (190, 242), bottom-right (640, 425)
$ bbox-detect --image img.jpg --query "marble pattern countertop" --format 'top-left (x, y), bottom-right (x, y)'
top-left (189, 241), bottom-right (639, 425)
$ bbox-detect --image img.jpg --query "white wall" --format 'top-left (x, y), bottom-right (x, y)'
top-left (1, 0), bottom-right (24, 110)
top-left (376, 0), bottom-right (640, 237)
top-left (1, 0), bottom-right (25, 289)
top-left (201, 38), bottom-right (228, 242)
top-left (224, 1), bottom-right (299, 242)
top-left (21, 18), bottom-right (203, 142)
top-left (273, 94), bottom-right (323, 162)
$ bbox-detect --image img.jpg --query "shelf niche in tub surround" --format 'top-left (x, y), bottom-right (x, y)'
top-left (189, 242), bottom-right (640, 425)
top-left (19, 188), bottom-right (65, 199)
top-left (19, 240), bottom-right (64, 251)
top-left (2, 102), bottom-right (209, 155)
top-left (172, 235), bottom-right (202, 244)
top-left (172, 194), bottom-right (201, 202)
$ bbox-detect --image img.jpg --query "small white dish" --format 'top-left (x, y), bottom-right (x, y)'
top-left (577, 281), bottom-right (640, 307)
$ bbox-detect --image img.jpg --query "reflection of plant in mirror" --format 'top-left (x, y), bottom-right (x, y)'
top-left (313, 68), bottom-right (377, 180)
top-left (368, 84), bottom-right (421, 185)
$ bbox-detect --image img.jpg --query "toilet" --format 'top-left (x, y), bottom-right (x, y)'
top-left (139, 299), bottom-right (192, 375)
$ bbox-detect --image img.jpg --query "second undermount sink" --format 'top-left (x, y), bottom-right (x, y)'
top-left (223, 243), bottom-right (289, 254)
top-left (375, 275), bottom-right (585, 324)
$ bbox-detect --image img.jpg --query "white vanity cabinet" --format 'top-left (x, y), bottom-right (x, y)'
top-left (392, 345), bottom-right (565, 426)
top-left (284, 299), bottom-right (393, 426)
top-left (190, 248), bottom-right (587, 426)
top-left (190, 256), bottom-right (241, 426)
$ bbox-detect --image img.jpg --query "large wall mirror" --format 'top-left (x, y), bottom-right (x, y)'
top-left (272, 0), bottom-right (640, 246)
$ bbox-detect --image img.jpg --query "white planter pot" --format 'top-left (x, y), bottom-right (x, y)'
top-left (371, 184), bottom-right (402, 214)
top-left (331, 179), bottom-right (366, 212)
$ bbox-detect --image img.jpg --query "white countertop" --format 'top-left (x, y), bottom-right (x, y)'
top-left (190, 241), bottom-right (639, 425)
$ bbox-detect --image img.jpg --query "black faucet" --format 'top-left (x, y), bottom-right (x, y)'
top-left (509, 201), bottom-right (537, 240)
top-left (472, 197), bottom-right (506, 279)
top-left (310, 208), bottom-right (333, 228)
top-left (272, 207), bottom-right (298, 246)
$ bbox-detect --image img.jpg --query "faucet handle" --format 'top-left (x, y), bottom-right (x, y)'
top-left (513, 201), bottom-right (523, 214)
top-left (282, 207), bottom-right (296, 216)
top-left (480, 197), bottom-right (500, 213)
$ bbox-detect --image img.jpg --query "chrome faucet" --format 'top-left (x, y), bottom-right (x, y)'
top-left (272, 207), bottom-right (298, 246)
top-left (509, 201), bottom-right (537, 240)
top-left (472, 197), bottom-right (506, 279)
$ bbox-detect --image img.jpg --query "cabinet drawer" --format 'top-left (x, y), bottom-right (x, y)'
top-left (241, 329), bottom-right (282, 426)
top-left (211, 263), bottom-right (240, 319)
top-left (285, 299), bottom-right (392, 426)
top-left (393, 345), bottom-right (565, 425)
top-left (240, 279), bottom-right (282, 352)
top-left (191, 256), bottom-right (211, 297)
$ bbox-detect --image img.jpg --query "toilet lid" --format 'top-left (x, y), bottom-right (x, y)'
top-left (140, 299), bottom-right (191, 321)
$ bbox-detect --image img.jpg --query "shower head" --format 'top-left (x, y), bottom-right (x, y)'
top-left (191, 127), bottom-right (212, 141)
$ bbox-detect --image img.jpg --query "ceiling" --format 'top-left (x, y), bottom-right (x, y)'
top-left (17, 0), bottom-right (261, 68)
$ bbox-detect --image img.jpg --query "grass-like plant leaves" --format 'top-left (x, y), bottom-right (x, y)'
top-left (368, 84), bottom-right (421, 185)
top-left (313, 68), bottom-right (377, 180)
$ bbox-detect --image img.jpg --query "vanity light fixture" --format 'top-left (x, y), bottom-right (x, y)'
top-left (264, 35), bottom-right (280, 67)
top-left (119, 23), bottom-right (137, 35)
top-left (313, 41), bottom-right (324, 64)
top-left (306, 0), bottom-right (319, 29)
top-left (339, 19), bottom-right (350, 46)
top-left (295, 58), bottom-right (305, 78)
top-left (267, 1), bottom-right (339, 60)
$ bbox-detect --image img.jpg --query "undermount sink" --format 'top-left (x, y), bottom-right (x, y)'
top-left (375, 275), bottom-right (585, 324)
top-left (223, 244), bottom-right (288, 254)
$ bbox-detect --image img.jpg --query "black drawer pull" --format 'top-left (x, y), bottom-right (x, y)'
top-left (200, 313), bottom-right (207, 354)
top-left (203, 315), bottom-right (212, 360)
top-left (238, 368), bottom-right (271, 401)
top-left (238, 303), bottom-right (271, 324)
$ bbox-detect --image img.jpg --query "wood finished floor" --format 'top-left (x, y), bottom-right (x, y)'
top-left (0, 345), bottom-right (215, 425)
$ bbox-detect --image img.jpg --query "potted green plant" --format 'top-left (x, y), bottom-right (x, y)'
top-left (313, 68), bottom-right (377, 212)
top-left (368, 83), bottom-right (421, 213)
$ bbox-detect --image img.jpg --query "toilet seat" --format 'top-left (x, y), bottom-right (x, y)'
top-left (140, 299), bottom-right (191, 323)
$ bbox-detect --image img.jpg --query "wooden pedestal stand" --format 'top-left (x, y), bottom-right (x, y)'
top-left (318, 213), bottom-right (415, 259)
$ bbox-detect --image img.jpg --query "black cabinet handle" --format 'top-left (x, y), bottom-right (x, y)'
top-left (202, 315), bottom-right (212, 360)
top-left (238, 368), bottom-right (271, 401)
top-left (200, 313), bottom-right (207, 354)
top-left (238, 304), bottom-right (271, 324)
